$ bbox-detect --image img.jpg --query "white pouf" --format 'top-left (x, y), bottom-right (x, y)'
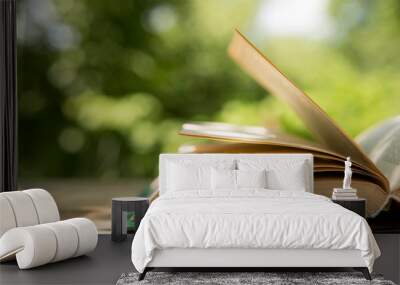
top-left (0, 218), bottom-right (98, 269)
top-left (0, 189), bottom-right (98, 269)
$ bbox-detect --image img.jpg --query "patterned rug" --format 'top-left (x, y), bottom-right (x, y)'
top-left (116, 271), bottom-right (395, 285)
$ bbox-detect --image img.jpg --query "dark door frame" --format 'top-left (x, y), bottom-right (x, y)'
top-left (0, 0), bottom-right (17, 192)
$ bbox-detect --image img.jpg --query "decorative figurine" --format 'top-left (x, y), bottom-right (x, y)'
top-left (343, 157), bottom-right (352, 189)
top-left (332, 156), bottom-right (358, 200)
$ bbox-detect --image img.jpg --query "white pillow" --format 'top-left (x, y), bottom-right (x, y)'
top-left (211, 168), bottom-right (236, 190)
top-left (236, 169), bottom-right (267, 189)
top-left (165, 159), bottom-right (236, 193)
top-left (238, 159), bottom-right (308, 191)
top-left (211, 169), bottom-right (268, 191)
top-left (272, 165), bottom-right (307, 191)
top-left (167, 162), bottom-right (210, 191)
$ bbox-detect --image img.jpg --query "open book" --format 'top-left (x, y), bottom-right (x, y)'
top-left (177, 30), bottom-right (399, 217)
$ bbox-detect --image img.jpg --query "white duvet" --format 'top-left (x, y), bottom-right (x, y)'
top-left (131, 190), bottom-right (380, 273)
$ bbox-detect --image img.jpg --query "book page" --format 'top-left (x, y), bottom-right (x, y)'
top-left (356, 116), bottom-right (400, 193)
top-left (228, 30), bottom-right (387, 189)
top-left (180, 122), bottom-right (377, 174)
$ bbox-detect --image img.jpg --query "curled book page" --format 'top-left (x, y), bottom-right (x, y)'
top-left (176, 30), bottom-right (393, 216)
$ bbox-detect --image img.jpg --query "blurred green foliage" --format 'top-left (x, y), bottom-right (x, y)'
top-left (17, 0), bottom-right (400, 179)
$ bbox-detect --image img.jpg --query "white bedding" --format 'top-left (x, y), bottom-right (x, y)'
top-left (131, 190), bottom-right (380, 273)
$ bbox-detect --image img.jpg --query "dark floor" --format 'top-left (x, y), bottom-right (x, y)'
top-left (0, 235), bottom-right (134, 285)
top-left (1, 234), bottom-right (398, 284)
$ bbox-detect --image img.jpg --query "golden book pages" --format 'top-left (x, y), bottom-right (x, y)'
top-left (179, 125), bottom-right (386, 187)
top-left (227, 30), bottom-right (386, 183)
top-left (172, 30), bottom-right (393, 216)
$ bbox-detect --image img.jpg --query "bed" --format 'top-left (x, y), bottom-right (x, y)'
top-left (131, 154), bottom-right (380, 280)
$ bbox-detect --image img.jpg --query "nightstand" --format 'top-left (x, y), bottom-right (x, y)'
top-left (332, 198), bottom-right (366, 218)
top-left (112, 197), bottom-right (149, 242)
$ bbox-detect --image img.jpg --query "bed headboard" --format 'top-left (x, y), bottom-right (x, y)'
top-left (159, 153), bottom-right (314, 194)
